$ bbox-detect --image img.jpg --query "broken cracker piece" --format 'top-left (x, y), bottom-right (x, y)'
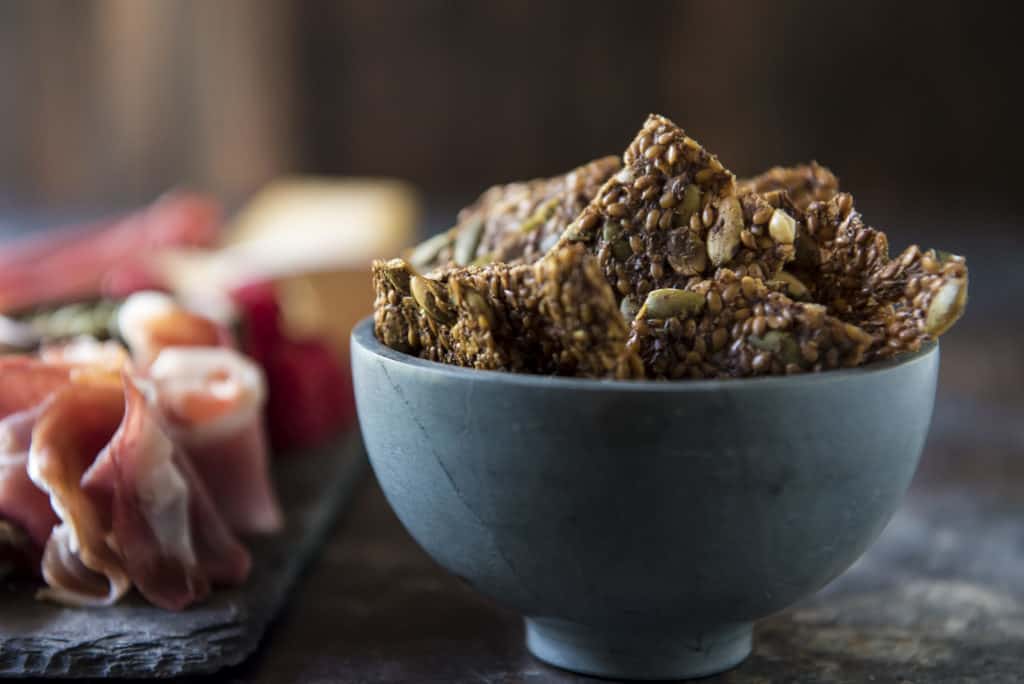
top-left (407, 157), bottom-right (620, 272)
top-left (797, 193), bottom-right (968, 360)
top-left (557, 114), bottom-right (736, 302)
top-left (373, 246), bottom-right (640, 378)
top-left (626, 269), bottom-right (872, 379)
top-left (738, 162), bottom-right (840, 211)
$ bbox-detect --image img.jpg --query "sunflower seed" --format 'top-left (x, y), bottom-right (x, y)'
top-left (707, 196), bottom-right (743, 266)
top-left (768, 209), bottom-right (796, 244)
top-left (925, 277), bottom-right (968, 335)
top-left (620, 295), bottom-right (639, 320)
top-left (772, 270), bottom-right (810, 300)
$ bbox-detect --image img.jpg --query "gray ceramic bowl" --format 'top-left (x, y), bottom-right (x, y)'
top-left (351, 317), bottom-right (939, 680)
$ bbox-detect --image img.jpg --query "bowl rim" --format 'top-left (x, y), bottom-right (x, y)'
top-left (351, 315), bottom-right (938, 393)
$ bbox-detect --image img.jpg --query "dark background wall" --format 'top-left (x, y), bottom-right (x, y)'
top-left (0, 0), bottom-right (1019, 227)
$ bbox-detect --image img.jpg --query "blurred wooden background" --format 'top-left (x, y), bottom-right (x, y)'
top-left (0, 0), bottom-right (1018, 225)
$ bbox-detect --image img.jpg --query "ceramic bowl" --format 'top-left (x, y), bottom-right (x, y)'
top-left (351, 316), bottom-right (938, 680)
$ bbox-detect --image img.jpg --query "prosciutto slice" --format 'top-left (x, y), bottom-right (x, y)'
top-left (0, 406), bottom-right (56, 568)
top-left (149, 348), bottom-right (282, 534)
top-left (0, 356), bottom-right (74, 419)
top-left (29, 376), bottom-right (131, 606)
top-left (119, 292), bottom-right (282, 535)
top-left (117, 291), bottom-right (226, 368)
top-left (1, 288), bottom-right (274, 609)
top-left (0, 358), bottom-right (73, 569)
top-left (79, 378), bottom-right (251, 610)
top-left (0, 192), bottom-right (221, 313)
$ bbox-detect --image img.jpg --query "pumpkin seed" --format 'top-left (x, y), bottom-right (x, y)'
top-left (453, 217), bottom-right (485, 265)
top-left (611, 239), bottom-right (633, 261)
top-left (410, 230), bottom-right (454, 269)
top-left (934, 249), bottom-right (962, 265)
top-left (381, 258), bottom-right (412, 293)
top-left (410, 275), bottom-right (456, 324)
top-left (638, 288), bottom-right (706, 320)
top-left (461, 287), bottom-right (496, 330)
top-left (517, 196), bottom-right (561, 236)
top-left (602, 219), bottom-right (623, 243)
top-left (749, 330), bottom-right (802, 365)
top-left (666, 234), bottom-right (707, 276)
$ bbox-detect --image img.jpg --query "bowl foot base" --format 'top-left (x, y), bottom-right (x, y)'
top-left (525, 617), bottom-right (752, 681)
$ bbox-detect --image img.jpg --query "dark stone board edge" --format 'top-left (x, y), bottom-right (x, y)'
top-left (0, 431), bottom-right (368, 678)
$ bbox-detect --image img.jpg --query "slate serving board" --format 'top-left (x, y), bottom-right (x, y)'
top-left (0, 430), bottom-right (368, 678)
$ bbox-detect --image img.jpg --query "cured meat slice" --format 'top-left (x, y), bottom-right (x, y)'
top-left (0, 357), bottom-right (72, 572)
top-left (0, 406), bottom-right (57, 569)
top-left (0, 192), bottom-right (221, 313)
top-left (80, 378), bottom-right (251, 610)
top-left (29, 377), bottom-right (131, 606)
top-left (149, 347), bottom-right (282, 534)
top-left (117, 291), bottom-right (227, 368)
top-left (0, 357), bottom-right (73, 419)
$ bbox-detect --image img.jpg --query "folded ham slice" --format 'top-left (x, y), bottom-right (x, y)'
top-left (119, 292), bottom-right (283, 535)
top-left (0, 192), bottom-right (221, 313)
top-left (80, 377), bottom-right (251, 609)
top-left (0, 356), bottom-right (74, 419)
top-left (149, 347), bottom-right (283, 534)
top-left (117, 291), bottom-right (226, 368)
top-left (0, 358), bottom-right (73, 570)
top-left (30, 374), bottom-right (251, 610)
top-left (28, 375), bottom-right (132, 606)
top-left (2, 289), bottom-right (274, 609)
top-left (0, 406), bottom-right (57, 569)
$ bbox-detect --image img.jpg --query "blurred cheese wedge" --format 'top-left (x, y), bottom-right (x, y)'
top-left (158, 177), bottom-right (418, 358)
top-left (224, 177), bottom-right (418, 262)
